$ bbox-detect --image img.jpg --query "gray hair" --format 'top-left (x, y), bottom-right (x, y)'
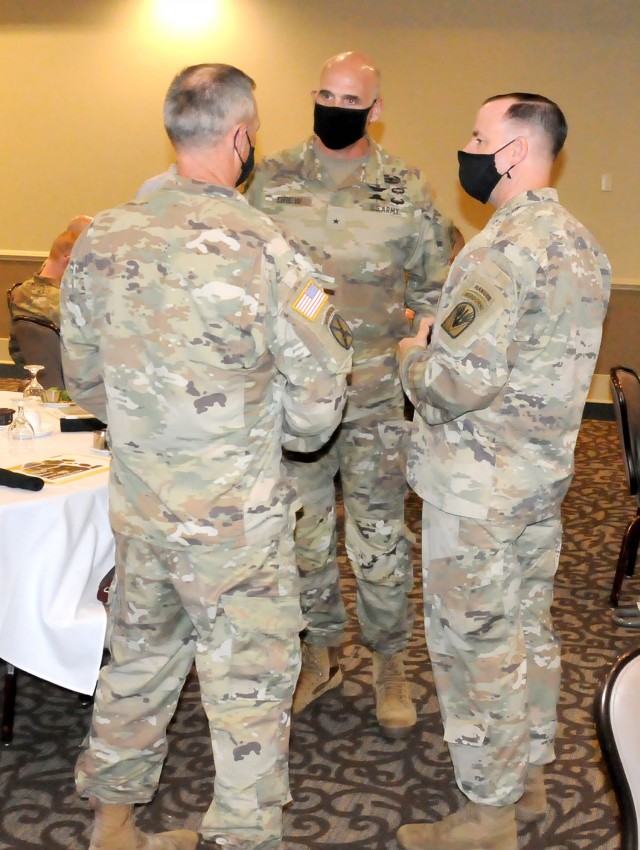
top-left (163, 64), bottom-right (256, 149)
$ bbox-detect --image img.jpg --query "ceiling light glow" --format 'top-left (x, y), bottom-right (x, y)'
top-left (155, 0), bottom-right (221, 32)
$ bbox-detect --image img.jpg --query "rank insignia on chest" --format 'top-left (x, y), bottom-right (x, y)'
top-left (292, 279), bottom-right (329, 321)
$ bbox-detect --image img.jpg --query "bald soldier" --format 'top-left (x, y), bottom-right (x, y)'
top-left (61, 64), bottom-right (351, 850)
top-left (246, 51), bottom-right (451, 739)
top-left (396, 94), bottom-right (610, 850)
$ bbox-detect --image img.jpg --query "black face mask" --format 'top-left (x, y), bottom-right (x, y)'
top-left (234, 129), bottom-right (255, 187)
top-left (313, 102), bottom-right (375, 150)
top-left (457, 139), bottom-right (516, 204)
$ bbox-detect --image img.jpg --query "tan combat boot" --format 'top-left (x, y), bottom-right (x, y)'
top-left (515, 764), bottom-right (547, 822)
top-left (397, 800), bottom-right (518, 850)
top-left (88, 800), bottom-right (199, 850)
top-left (371, 651), bottom-right (416, 739)
top-left (292, 642), bottom-right (342, 714)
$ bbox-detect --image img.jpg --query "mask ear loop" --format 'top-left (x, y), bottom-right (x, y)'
top-left (496, 138), bottom-right (519, 180)
top-left (233, 128), bottom-right (241, 160)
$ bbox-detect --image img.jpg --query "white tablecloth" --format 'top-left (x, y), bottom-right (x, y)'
top-left (0, 392), bottom-right (115, 694)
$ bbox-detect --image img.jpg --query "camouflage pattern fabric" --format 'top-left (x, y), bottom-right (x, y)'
top-left (421, 504), bottom-right (562, 805)
top-left (284, 409), bottom-right (414, 653)
top-left (398, 188), bottom-right (611, 803)
top-left (62, 175), bottom-right (351, 849)
top-left (246, 136), bottom-right (451, 421)
top-left (8, 274), bottom-right (59, 367)
top-left (61, 176), bottom-right (351, 549)
top-left (247, 137), bottom-right (450, 650)
top-left (400, 189), bottom-right (611, 523)
top-left (76, 529), bottom-right (303, 848)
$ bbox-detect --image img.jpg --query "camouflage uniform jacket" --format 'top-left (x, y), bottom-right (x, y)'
top-left (246, 137), bottom-right (450, 420)
top-left (8, 273), bottom-right (60, 366)
top-left (61, 177), bottom-right (352, 548)
top-left (399, 189), bottom-right (611, 523)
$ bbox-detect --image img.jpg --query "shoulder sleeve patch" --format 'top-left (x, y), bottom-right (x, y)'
top-left (326, 307), bottom-right (353, 350)
top-left (291, 278), bottom-right (328, 321)
top-left (441, 281), bottom-right (503, 341)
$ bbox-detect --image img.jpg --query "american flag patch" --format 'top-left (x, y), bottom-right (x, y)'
top-left (291, 279), bottom-right (328, 321)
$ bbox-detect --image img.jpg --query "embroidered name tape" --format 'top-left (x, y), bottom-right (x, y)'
top-left (292, 279), bottom-right (328, 321)
top-left (274, 196), bottom-right (312, 206)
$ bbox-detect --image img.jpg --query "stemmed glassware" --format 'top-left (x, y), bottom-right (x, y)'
top-left (23, 365), bottom-right (45, 402)
top-left (8, 401), bottom-right (35, 441)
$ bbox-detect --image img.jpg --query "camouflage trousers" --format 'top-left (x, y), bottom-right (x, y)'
top-left (284, 411), bottom-right (414, 653)
top-left (76, 529), bottom-right (303, 850)
top-left (421, 502), bottom-right (562, 806)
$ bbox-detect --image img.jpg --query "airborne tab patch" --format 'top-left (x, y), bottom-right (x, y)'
top-left (292, 279), bottom-right (328, 321)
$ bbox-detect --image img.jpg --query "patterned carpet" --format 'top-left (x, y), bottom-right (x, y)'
top-left (1, 417), bottom-right (639, 850)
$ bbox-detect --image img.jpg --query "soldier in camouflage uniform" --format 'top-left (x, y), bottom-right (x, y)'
top-left (8, 215), bottom-right (92, 367)
top-left (396, 94), bottom-right (611, 850)
top-left (246, 51), bottom-right (450, 739)
top-left (60, 64), bottom-right (351, 850)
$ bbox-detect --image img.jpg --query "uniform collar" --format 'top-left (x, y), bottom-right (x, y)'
top-left (33, 273), bottom-right (61, 287)
top-left (490, 188), bottom-right (559, 225)
top-left (300, 135), bottom-right (385, 186)
top-left (169, 175), bottom-right (244, 201)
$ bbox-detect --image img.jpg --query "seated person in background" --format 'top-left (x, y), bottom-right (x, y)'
top-left (8, 215), bottom-right (92, 367)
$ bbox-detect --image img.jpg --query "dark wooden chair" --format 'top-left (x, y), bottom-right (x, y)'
top-left (12, 316), bottom-right (65, 390)
top-left (595, 646), bottom-right (640, 850)
top-left (609, 366), bottom-right (640, 628)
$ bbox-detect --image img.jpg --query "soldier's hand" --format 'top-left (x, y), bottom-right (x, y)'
top-left (397, 317), bottom-right (434, 360)
top-left (414, 317), bottom-right (434, 345)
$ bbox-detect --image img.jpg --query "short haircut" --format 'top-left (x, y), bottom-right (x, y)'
top-left (484, 92), bottom-right (568, 159)
top-left (163, 63), bottom-right (256, 149)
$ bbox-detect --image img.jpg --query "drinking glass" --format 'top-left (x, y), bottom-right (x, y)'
top-left (23, 365), bottom-right (45, 402)
top-left (8, 401), bottom-right (35, 442)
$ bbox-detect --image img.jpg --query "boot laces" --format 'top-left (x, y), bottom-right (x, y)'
top-left (379, 654), bottom-right (410, 701)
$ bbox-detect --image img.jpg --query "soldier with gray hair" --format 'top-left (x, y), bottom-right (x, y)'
top-left (246, 51), bottom-right (451, 739)
top-left (396, 93), bottom-right (611, 850)
top-left (61, 63), bottom-right (351, 850)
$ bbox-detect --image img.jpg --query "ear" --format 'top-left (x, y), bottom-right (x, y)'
top-left (369, 97), bottom-right (383, 123)
top-left (511, 135), bottom-right (528, 164)
top-left (229, 122), bottom-right (244, 151)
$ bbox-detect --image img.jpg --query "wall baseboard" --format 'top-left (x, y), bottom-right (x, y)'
top-left (0, 250), bottom-right (48, 262)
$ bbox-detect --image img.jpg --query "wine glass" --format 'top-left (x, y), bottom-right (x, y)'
top-left (8, 401), bottom-right (35, 442)
top-left (23, 365), bottom-right (45, 402)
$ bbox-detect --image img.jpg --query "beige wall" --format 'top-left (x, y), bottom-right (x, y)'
top-left (1, 0), bottom-right (638, 377)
